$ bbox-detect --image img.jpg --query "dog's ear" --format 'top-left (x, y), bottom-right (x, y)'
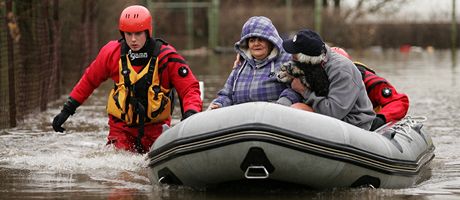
top-left (291, 65), bottom-right (304, 77)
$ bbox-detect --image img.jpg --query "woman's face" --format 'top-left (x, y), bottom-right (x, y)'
top-left (248, 37), bottom-right (272, 60)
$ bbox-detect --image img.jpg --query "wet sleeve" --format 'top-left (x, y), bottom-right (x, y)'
top-left (69, 42), bottom-right (116, 104)
top-left (369, 82), bottom-right (409, 122)
top-left (278, 87), bottom-right (301, 105)
top-left (164, 53), bottom-right (203, 113)
top-left (211, 69), bottom-right (238, 107)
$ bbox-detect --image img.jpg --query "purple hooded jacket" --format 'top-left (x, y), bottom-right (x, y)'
top-left (211, 16), bottom-right (300, 107)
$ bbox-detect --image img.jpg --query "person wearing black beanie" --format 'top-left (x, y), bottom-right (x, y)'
top-left (282, 28), bottom-right (375, 130)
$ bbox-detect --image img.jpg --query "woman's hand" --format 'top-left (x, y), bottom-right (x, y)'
top-left (207, 103), bottom-right (221, 110)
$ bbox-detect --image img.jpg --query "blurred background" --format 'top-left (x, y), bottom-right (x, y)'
top-left (0, 0), bottom-right (458, 129)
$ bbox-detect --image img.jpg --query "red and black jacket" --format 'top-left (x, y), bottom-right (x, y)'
top-left (69, 39), bottom-right (202, 121)
top-left (355, 62), bottom-right (409, 123)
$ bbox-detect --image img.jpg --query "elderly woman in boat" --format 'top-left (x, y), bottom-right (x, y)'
top-left (208, 16), bottom-right (300, 109)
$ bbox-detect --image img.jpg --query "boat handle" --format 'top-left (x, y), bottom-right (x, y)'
top-left (244, 165), bottom-right (269, 179)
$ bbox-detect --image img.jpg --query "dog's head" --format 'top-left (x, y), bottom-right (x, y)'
top-left (277, 62), bottom-right (294, 83)
top-left (276, 61), bottom-right (304, 83)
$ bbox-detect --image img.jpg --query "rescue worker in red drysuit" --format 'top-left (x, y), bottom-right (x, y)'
top-left (331, 47), bottom-right (409, 131)
top-left (52, 5), bottom-right (202, 153)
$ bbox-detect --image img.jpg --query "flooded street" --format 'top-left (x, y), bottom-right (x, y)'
top-left (0, 50), bottom-right (459, 199)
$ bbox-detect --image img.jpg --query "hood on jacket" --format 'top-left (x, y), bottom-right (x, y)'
top-left (235, 16), bottom-right (284, 63)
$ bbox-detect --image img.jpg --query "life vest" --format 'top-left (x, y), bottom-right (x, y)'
top-left (106, 39), bottom-right (171, 125)
top-left (354, 61), bottom-right (387, 112)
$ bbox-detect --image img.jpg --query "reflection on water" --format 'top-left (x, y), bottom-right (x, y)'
top-left (0, 50), bottom-right (459, 199)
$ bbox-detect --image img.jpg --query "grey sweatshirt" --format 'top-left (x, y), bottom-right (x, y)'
top-left (302, 45), bottom-right (375, 130)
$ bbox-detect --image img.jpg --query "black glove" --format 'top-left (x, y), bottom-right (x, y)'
top-left (52, 97), bottom-right (80, 132)
top-left (181, 110), bottom-right (198, 121)
top-left (370, 114), bottom-right (386, 131)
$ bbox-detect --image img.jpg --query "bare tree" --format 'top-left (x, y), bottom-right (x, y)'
top-left (335, 0), bottom-right (409, 22)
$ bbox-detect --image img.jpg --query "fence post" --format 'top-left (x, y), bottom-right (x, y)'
top-left (0, 1), bottom-right (7, 128)
top-left (208, 0), bottom-right (219, 50)
top-left (146, 0), bottom-right (155, 37)
top-left (285, 0), bottom-right (292, 32)
top-left (6, 0), bottom-right (16, 127)
top-left (314, 0), bottom-right (322, 35)
top-left (187, 0), bottom-right (194, 49)
top-left (452, 0), bottom-right (457, 67)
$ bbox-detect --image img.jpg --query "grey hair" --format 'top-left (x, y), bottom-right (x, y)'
top-left (296, 52), bottom-right (326, 65)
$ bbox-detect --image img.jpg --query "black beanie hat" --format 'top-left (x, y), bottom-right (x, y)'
top-left (282, 29), bottom-right (325, 56)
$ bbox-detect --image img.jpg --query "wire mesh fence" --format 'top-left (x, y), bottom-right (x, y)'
top-left (0, 0), bottom-right (99, 129)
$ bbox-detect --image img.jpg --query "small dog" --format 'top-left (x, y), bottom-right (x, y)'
top-left (277, 61), bottom-right (330, 97)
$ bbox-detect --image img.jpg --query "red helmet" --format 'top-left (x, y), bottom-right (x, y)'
top-left (119, 5), bottom-right (152, 36)
top-left (331, 47), bottom-right (352, 60)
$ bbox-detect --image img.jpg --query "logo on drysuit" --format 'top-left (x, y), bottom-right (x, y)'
top-left (178, 66), bottom-right (189, 77)
top-left (382, 87), bottom-right (392, 98)
top-left (128, 49), bottom-right (148, 60)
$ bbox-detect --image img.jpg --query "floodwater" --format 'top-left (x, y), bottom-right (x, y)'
top-left (0, 49), bottom-right (459, 200)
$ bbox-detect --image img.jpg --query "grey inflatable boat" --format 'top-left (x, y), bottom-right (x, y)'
top-left (147, 102), bottom-right (435, 189)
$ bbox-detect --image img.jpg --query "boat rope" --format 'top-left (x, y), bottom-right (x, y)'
top-left (389, 115), bottom-right (427, 141)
